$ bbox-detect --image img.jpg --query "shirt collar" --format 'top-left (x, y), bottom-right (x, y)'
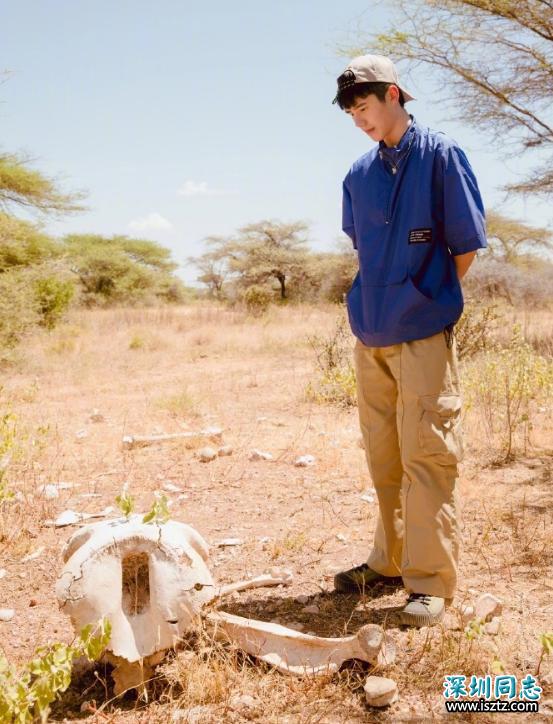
top-left (378, 115), bottom-right (417, 161)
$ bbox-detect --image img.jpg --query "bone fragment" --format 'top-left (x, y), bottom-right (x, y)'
top-left (206, 611), bottom-right (395, 675)
top-left (215, 569), bottom-right (293, 599)
top-left (122, 427), bottom-right (223, 449)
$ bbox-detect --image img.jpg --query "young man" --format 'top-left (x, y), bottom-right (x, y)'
top-left (332, 55), bottom-right (486, 626)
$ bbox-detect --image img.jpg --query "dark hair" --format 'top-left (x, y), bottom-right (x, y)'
top-left (337, 81), bottom-right (405, 110)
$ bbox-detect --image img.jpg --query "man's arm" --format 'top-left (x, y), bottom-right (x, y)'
top-left (453, 250), bottom-right (477, 281)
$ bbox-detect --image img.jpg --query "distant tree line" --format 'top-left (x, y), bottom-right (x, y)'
top-left (0, 151), bottom-right (188, 357)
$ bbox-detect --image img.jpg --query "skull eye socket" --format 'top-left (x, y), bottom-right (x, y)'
top-left (194, 583), bottom-right (203, 591)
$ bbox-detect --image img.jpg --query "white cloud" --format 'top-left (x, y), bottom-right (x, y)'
top-left (128, 212), bottom-right (173, 233)
top-left (177, 180), bottom-right (236, 197)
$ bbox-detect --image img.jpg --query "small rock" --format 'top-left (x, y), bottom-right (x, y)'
top-left (268, 567), bottom-right (293, 583)
top-left (217, 538), bottom-right (243, 547)
top-left (88, 409), bottom-right (105, 423)
top-left (198, 447), bottom-right (217, 462)
top-left (218, 445), bottom-right (233, 456)
top-left (296, 594), bottom-right (310, 605)
top-left (360, 491), bottom-right (375, 503)
top-left (302, 604), bottom-right (320, 614)
top-left (249, 449), bottom-right (273, 461)
top-left (286, 622), bottom-right (304, 631)
top-left (80, 700), bottom-right (95, 713)
top-left (75, 429), bottom-right (88, 439)
top-left (21, 546), bottom-right (45, 563)
top-left (484, 616), bottom-right (501, 635)
top-left (162, 482), bottom-right (182, 493)
top-left (294, 455), bottom-right (315, 467)
top-left (364, 676), bottom-right (399, 707)
top-left (475, 593), bottom-right (502, 622)
top-left (29, 599), bottom-right (38, 607)
top-left (0, 609), bottom-right (15, 622)
top-left (541, 671), bottom-right (553, 686)
top-left (336, 533), bottom-right (347, 542)
top-left (229, 693), bottom-right (256, 712)
top-left (0, 569), bottom-right (6, 580)
top-left (259, 536), bottom-right (271, 544)
top-left (39, 484), bottom-right (59, 500)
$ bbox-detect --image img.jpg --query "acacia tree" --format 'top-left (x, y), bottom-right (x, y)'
top-left (0, 152), bottom-right (85, 216)
top-left (188, 235), bottom-right (230, 298)
top-left (343, 0), bottom-right (553, 195)
top-left (486, 211), bottom-right (552, 261)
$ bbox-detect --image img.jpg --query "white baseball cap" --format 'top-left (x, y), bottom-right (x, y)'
top-left (333, 54), bottom-right (415, 105)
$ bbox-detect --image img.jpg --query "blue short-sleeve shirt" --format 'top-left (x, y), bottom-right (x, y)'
top-left (342, 116), bottom-right (487, 347)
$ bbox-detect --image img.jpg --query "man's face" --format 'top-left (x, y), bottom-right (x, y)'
top-left (345, 89), bottom-right (397, 143)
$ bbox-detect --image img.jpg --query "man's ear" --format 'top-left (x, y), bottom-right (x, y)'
top-left (387, 85), bottom-right (400, 104)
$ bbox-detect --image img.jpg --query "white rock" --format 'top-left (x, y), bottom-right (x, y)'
top-left (229, 693), bottom-right (256, 711)
top-left (21, 546), bottom-right (45, 563)
top-left (75, 429), bottom-right (88, 439)
top-left (475, 593), bottom-right (502, 622)
top-left (218, 445), bottom-right (233, 456)
top-left (302, 604), bottom-right (320, 614)
top-left (360, 492), bottom-right (375, 503)
top-left (0, 609), bottom-right (15, 622)
top-left (336, 533), bottom-right (347, 542)
top-left (39, 484), bottom-right (59, 499)
top-left (484, 617), bottom-right (501, 635)
top-left (249, 449), bottom-right (273, 461)
top-left (217, 538), bottom-right (243, 547)
top-left (48, 506), bottom-right (114, 528)
top-left (0, 569), bottom-right (6, 579)
top-left (364, 676), bottom-right (399, 707)
top-left (162, 483), bottom-right (182, 493)
top-left (259, 536), bottom-right (271, 544)
top-left (294, 455), bottom-right (315, 467)
top-left (268, 567), bottom-right (293, 583)
top-left (197, 447), bottom-right (217, 462)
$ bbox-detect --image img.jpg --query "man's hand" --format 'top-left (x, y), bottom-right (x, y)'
top-left (453, 250), bottom-right (477, 281)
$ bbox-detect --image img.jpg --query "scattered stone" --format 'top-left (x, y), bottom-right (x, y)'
top-left (229, 693), bottom-right (257, 712)
top-left (197, 446), bottom-right (217, 462)
top-left (21, 546), bottom-right (45, 563)
top-left (294, 455), bottom-right (315, 467)
top-left (249, 449), bottom-right (273, 461)
top-left (162, 482), bottom-right (183, 493)
top-left (302, 604), bottom-right (320, 614)
top-left (29, 598), bottom-right (38, 607)
top-left (47, 506), bottom-right (114, 527)
top-left (296, 594), bottom-right (310, 605)
top-left (364, 676), bottom-right (399, 708)
top-left (88, 409), bottom-right (105, 423)
top-left (75, 429), bottom-right (88, 439)
top-left (286, 622), bottom-right (304, 632)
top-left (360, 491), bottom-right (375, 503)
top-left (259, 536), bottom-right (271, 544)
top-left (39, 484), bottom-right (59, 500)
top-left (336, 533), bottom-right (347, 542)
top-left (475, 593), bottom-right (502, 622)
top-left (268, 567), bottom-right (293, 583)
top-left (0, 569), bottom-right (6, 580)
top-left (0, 609), bottom-right (15, 622)
top-left (484, 617), bottom-right (501, 635)
top-left (218, 445), bottom-right (233, 456)
top-left (217, 538), bottom-right (244, 547)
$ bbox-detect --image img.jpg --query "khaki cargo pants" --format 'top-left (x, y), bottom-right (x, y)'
top-left (354, 329), bottom-right (463, 599)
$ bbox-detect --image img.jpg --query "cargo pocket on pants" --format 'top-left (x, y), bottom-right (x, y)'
top-left (418, 393), bottom-right (463, 464)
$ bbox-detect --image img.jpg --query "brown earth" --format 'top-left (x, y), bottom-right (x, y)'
top-left (0, 303), bottom-right (551, 723)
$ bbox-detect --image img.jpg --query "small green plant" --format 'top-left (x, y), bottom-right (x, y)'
top-left (115, 483), bottom-right (135, 519)
top-left (537, 632), bottom-right (553, 675)
top-left (463, 324), bottom-right (553, 461)
top-left (142, 492), bottom-right (170, 524)
top-left (129, 333), bottom-right (145, 350)
top-left (464, 617), bottom-right (486, 641)
top-left (305, 316), bottom-right (356, 407)
top-left (33, 277), bottom-right (74, 330)
top-left (0, 618), bottom-right (111, 723)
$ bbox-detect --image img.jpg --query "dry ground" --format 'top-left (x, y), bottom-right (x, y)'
top-left (0, 302), bottom-right (552, 723)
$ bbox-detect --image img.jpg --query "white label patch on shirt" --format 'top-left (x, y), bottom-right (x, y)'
top-left (408, 228), bottom-right (432, 244)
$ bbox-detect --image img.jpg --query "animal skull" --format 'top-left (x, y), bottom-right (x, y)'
top-left (56, 516), bottom-right (395, 694)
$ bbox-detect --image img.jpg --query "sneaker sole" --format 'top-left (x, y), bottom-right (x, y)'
top-left (399, 608), bottom-right (445, 627)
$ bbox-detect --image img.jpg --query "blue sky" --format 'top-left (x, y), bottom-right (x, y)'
top-left (1, 0), bottom-right (551, 284)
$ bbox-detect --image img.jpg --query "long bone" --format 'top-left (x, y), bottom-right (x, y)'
top-left (205, 611), bottom-right (396, 676)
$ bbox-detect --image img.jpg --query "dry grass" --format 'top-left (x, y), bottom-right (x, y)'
top-left (0, 301), bottom-right (552, 722)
